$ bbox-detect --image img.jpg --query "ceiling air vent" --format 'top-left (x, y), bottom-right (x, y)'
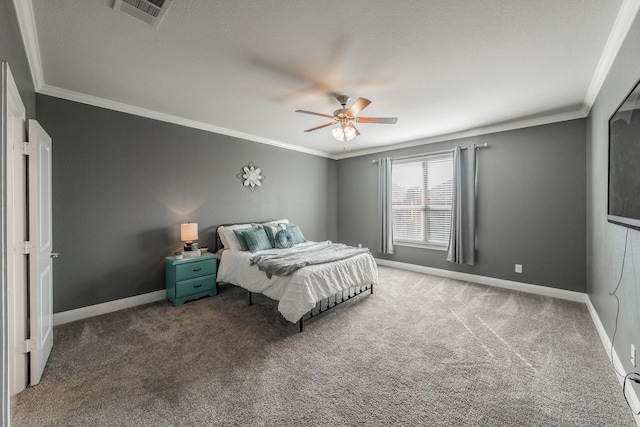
top-left (112, 0), bottom-right (172, 28)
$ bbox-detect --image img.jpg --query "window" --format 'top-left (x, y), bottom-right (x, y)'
top-left (392, 153), bottom-right (453, 249)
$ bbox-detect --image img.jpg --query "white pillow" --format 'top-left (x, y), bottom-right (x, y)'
top-left (218, 224), bottom-right (252, 251)
top-left (261, 219), bottom-right (289, 245)
top-left (262, 219), bottom-right (289, 225)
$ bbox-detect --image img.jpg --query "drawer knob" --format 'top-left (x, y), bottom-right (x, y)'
top-left (193, 267), bottom-right (202, 272)
top-left (193, 284), bottom-right (202, 288)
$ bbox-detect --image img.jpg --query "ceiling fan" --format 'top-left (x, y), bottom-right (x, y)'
top-left (295, 95), bottom-right (398, 148)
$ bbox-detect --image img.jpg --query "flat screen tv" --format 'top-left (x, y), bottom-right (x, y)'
top-left (608, 78), bottom-right (640, 230)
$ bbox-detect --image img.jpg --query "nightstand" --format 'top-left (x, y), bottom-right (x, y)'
top-left (165, 252), bottom-right (217, 307)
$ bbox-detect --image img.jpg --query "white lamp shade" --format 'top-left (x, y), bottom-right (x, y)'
top-left (344, 125), bottom-right (357, 141)
top-left (180, 223), bottom-right (198, 242)
top-left (331, 124), bottom-right (357, 142)
top-left (331, 126), bottom-right (346, 142)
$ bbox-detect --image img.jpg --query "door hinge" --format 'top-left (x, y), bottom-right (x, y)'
top-left (18, 241), bottom-right (31, 254)
top-left (20, 339), bottom-right (31, 354)
top-left (15, 141), bottom-right (32, 155)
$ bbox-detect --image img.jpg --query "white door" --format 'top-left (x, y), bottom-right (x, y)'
top-left (28, 119), bottom-right (54, 386)
top-left (3, 62), bottom-right (29, 395)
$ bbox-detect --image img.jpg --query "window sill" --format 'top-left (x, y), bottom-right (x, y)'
top-left (393, 241), bottom-right (448, 252)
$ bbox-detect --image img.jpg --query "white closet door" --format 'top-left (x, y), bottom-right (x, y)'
top-left (28, 119), bottom-right (54, 386)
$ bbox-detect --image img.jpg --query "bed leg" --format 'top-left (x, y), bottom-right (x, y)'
top-left (299, 317), bottom-right (304, 333)
top-left (248, 291), bottom-right (252, 306)
top-left (371, 284), bottom-right (374, 294)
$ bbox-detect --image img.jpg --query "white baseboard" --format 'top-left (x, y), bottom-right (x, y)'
top-left (586, 297), bottom-right (640, 426)
top-left (56, 261), bottom-right (583, 327)
top-left (374, 258), bottom-right (588, 303)
top-left (53, 290), bottom-right (166, 326)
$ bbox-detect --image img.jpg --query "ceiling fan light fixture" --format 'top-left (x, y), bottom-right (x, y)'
top-left (297, 94), bottom-right (396, 149)
top-left (332, 124), bottom-right (357, 142)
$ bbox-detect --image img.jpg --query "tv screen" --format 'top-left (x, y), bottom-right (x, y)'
top-left (608, 78), bottom-right (640, 230)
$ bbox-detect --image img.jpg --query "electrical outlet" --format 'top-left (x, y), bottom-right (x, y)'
top-left (632, 345), bottom-right (636, 368)
top-left (515, 264), bottom-right (523, 274)
top-left (358, 243), bottom-right (362, 248)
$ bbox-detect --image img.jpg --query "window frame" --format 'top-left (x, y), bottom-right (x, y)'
top-left (391, 153), bottom-right (453, 251)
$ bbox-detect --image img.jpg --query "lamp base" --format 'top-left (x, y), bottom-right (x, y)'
top-left (184, 242), bottom-right (199, 252)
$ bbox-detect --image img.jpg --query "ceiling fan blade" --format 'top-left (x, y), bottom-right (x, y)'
top-left (351, 124), bottom-right (360, 136)
top-left (304, 122), bottom-right (335, 132)
top-left (345, 97), bottom-right (371, 117)
top-left (295, 109), bottom-right (335, 119)
top-left (356, 117), bottom-right (398, 124)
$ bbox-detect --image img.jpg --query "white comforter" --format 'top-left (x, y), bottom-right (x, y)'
top-left (217, 243), bottom-right (378, 323)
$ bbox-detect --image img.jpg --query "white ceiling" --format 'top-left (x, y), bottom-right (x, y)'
top-left (19, 0), bottom-right (636, 158)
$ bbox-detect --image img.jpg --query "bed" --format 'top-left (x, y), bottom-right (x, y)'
top-left (215, 220), bottom-right (377, 331)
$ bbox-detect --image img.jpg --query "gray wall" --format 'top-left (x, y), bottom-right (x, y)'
top-left (337, 119), bottom-right (587, 292)
top-left (587, 12), bottom-right (640, 378)
top-left (36, 95), bottom-right (337, 313)
top-left (39, 90), bottom-right (589, 313)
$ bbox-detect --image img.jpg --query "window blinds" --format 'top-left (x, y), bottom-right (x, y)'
top-left (391, 153), bottom-right (453, 246)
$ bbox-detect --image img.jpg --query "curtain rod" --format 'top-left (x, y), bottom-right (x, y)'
top-left (371, 143), bottom-right (488, 164)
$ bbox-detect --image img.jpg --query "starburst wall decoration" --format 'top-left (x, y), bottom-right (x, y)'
top-left (237, 161), bottom-right (265, 192)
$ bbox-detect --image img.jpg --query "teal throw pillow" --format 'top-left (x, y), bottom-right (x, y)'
top-left (262, 223), bottom-right (287, 247)
top-left (244, 227), bottom-right (273, 253)
top-left (275, 229), bottom-right (294, 249)
top-left (233, 226), bottom-right (257, 251)
top-left (286, 224), bottom-right (306, 244)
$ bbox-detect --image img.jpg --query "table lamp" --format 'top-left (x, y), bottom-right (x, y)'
top-left (180, 222), bottom-right (198, 251)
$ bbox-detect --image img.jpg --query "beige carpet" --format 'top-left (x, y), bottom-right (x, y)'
top-left (12, 266), bottom-right (635, 426)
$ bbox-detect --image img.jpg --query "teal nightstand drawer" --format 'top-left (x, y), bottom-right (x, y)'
top-left (176, 275), bottom-right (216, 299)
top-left (175, 259), bottom-right (216, 282)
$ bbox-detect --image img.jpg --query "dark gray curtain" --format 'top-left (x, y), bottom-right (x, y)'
top-left (377, 157), bottom-right (394, 254)
top-left (447, 146), bottom-right (477, 264)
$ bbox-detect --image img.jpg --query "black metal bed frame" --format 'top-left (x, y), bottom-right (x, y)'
top-left (215, 222), bottom-right (374, 332)
top-left (248, 284), bottom-right (373, 332)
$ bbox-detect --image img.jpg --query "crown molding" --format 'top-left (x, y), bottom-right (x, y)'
top-left (36, 80), bottom-right (589, 162)
top-left (332, 108), bottom-right (585, 160)
top-left (583, 0), bottom-right (640, 116)
top-left (12, 0), bottom-right (44, 90)
top-left (38, 84), bottom-right (333, 159)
